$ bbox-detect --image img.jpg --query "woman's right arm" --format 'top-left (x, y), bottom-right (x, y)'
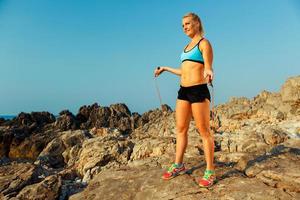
top-left (154, 66), bottom-right (181, 77)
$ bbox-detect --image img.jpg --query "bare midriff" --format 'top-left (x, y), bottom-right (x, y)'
top-left (180, 61), bottom-right (206, 87)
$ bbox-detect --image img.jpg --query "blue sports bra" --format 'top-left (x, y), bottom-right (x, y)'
top-left (180, 38), bottom-right (204, 64)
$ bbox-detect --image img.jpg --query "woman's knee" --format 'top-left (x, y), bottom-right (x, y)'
top-left (196, 125), bottom-right (211, 138)
top-left (176, 124), bottom-right (188, 135)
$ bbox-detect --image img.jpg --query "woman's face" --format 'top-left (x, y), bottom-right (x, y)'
top-left (182, 17), bottom-right (199, 37)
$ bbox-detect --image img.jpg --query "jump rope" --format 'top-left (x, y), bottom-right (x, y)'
top-left (154, 67), bottom-right (215, 133)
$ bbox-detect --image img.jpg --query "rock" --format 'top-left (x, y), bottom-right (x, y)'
top-left (283, 138), bottom-right (300, 148)
top-left (0, 163), bottom-right (41, 198)
top-left (89, 127), bottom-right (114, 138)
top-left (76, 103), bottom-right (99, 126)
top-left (108, 103), bottom-right (132, 134)
top-left (280, 75), bottom-right (300, 102)
top-left (131, 112), bottom-right (142, 129)
top-left (0, 129), bottom-right (14, 157)
top-left (0, 118), bottom-right (7, 126)
top-left (277, 117), bottom-right (300, 138)
top-left (130, 137), bottom-right (175, 161)
top-left (262, 127), bottom-right (288, 145)
top-left (220, 131), bottom-right (269, 153)
top-left (8, 130), bottom-right (56, 160)
top-left (69, 165), bottom-right (298, 200)
top-left (92, 106), bottom-right (111, 127)
top-left (37, 130), bottom-right (89, 168)
top-left (217, 152), bottom-right (248, 163)
top-left (0, 125), bottom-right (36, 158)
top-left (55, 110), bottom-right (79, 131)
top-left (255, 90), bottom-right (273, 102)
top-left (235, 153), bottom-right (258, 172)
top-left (256, 104), bottom-right (285, 120)
top-left (82, 169), bottom-right (91, 183)
top-left (6, 112), bottom-right (55, 129)
top-left (216, 97), bottom-right (252, 121)
top-left (2, 75), bottom-right (300, 199)
top-left (0, 115), bottom-right (57, 158)
top-left (60, 130), bottom-right (90, 167)
top-left (210, 176), bottom-right (296, 200)
top-left (69, 167), bottom-right (204, 200)
top-left (76, 134), bottom-right (134, 177)
top-left (245, 146), bottom-right (300, 192)
top-left (161, 104), bottom-right (173, 113)
top-left (213, 76), bottom-right (300, 126)
top-left (132, 109), bottom-right (175, 139)
top-left (81, 103), bottom-right (133, 134)
top-left (13, 175), bottom-right (61, 200)
top-left (36, 137), bottom-right (66, 168)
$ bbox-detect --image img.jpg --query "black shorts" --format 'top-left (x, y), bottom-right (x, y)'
top-left (177, 84), bottom-right (211, 103)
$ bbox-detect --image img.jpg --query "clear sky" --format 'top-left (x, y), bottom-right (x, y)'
top-left (0, 0), bottom-right (299, 115)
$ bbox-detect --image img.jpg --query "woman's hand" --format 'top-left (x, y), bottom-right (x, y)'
top-left (154, 67), bottom-right (164, 77)
top-left (204, 68), bottom-right (214, 83)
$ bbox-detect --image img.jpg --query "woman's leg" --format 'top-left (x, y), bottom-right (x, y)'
top-left (175, 99), bottom-right (192, 164)
top-left (191, 99), bottom-right (214, 170)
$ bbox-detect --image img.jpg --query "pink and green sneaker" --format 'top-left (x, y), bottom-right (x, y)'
top-left (198, 169), bottom-right (216, 188)
top-left (162, 163), bottom-right (186, 180)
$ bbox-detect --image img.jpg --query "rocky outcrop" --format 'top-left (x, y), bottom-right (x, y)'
top-left (0, 111), bottom-right (56, 159)
top-left (78, 103), bottom-right (133, 134)
top-left (280, 75), bottom-right (300, 102)
top-left (0, 162), bottom-right (42, 199)
top-left (8, 130), bottom-right (56, 160)
top-left (1, 75), bottom-right (300, 199)
top-left (76, 129), bottom-right (134, 182)
top-left (12, 175), bottom-right (62, 200)
top-left (69, 166), bottom-right (204, 200)
top-left (5, 112), bottom-right (55, 128)
top-left (245, 145), bottom-right (300, 193)
top-left (79, 103), bottom-right (172, 135)
top-left (36, 130), bottom-right (90, 168)
top-left (69, 166), bottom-right (298, 200)
top-left (0, 118), bottom-right (7, 126)
top-left (214, 76), bottom-right (300, 133)
top-left (130, 137), bottom-right (175, 161)
top-left (55, 110), bottom-right (79, 131)
top-left (76, 103), bottom-right (99, 126)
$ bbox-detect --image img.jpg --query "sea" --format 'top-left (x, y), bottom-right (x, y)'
top-left (0, 115), bottom-right (16, 120)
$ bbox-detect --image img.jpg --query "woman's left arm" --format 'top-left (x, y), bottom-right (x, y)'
top-left (200, 39), bottom-right (214, 82)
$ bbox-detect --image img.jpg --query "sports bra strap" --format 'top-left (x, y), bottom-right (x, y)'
top-left (197, 37), bottom-right (205, 44)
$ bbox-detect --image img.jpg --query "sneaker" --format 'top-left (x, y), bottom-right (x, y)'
top-left (198, 169), bottom-right (216, 188)
top-left (162, 163), bottom-right (186, 180)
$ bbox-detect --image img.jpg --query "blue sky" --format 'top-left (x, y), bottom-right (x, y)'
top-left (0, 0), bottom-right (299, 115)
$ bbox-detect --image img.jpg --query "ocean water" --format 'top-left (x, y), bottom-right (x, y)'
top-left (0, 115), bottom-right (16, 120)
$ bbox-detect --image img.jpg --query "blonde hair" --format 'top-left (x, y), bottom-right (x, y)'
top-left (183, 12), bottom-right (204, 36)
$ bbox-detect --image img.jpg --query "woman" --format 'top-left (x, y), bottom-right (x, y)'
top-left (154, 12), bottom-right (215, 187)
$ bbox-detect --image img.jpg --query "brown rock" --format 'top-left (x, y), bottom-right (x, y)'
top-left (220, 131), bottom-right (269, 153)
top-left (8, 130), bottom-right (55, 160)
top-left (76, 135), bottom-right (134, 178)
top-left (280, 75), bottom-right (300, 102)
top-left (211, 176), bottom-right (296, 200)
top-left (69, 165), bottom-right (297, 200)
top-left (69, 167), bottom-right (204, 200)
top-left (245, 146), bottom-right (300, 192)
top-left (55, 110), bottom-right (79, 131)
top-left (0, 163), bottom-right (41, 198)
top-left (262, 127), bottom-right (288, 145)
top-left (14, 175), bottom-right (61, 200)
top-left (130, 137), bottom-right (175, 161)
top-left (37, 130), bottom-right (89, 168)
top-left (76, 103), bottom-right (99, 125)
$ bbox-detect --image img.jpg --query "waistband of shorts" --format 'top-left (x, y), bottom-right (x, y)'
top-left (180, 83), bottom-right (208, 89)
